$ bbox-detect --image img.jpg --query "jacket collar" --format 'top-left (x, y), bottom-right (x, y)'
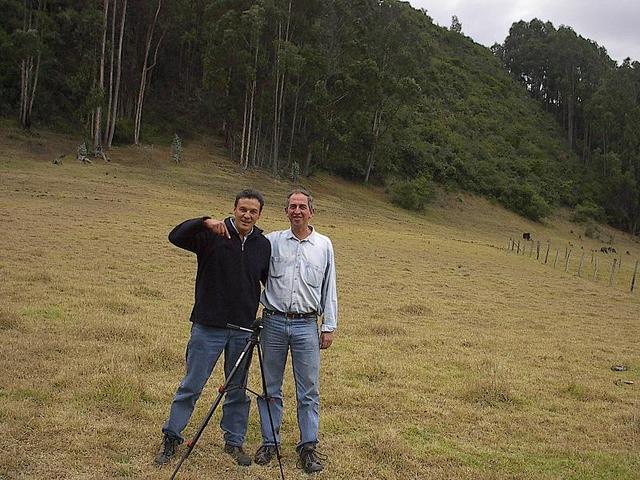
top-left (225, 217), bottom-right (263, 240)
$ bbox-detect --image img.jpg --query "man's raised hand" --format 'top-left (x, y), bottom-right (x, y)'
top-left (204, 218), bottom-right (231, 239)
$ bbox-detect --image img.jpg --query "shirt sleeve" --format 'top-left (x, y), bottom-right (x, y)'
top-left (320, 239), bottom-right (338, 332)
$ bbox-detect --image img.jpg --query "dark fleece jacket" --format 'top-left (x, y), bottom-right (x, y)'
top-left (168, 217), bottom-right (270, 328)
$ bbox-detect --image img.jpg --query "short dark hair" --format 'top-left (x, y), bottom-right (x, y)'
top-left (235, 189), bottom-right (265, 212)
top-left (285, 188), bottom-right (314, 212)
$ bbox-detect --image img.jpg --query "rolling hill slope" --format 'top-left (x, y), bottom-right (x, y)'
top-left (1, 128), bottom-right (638, 479)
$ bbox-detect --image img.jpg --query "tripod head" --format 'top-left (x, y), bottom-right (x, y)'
top-left (227, 318), bottom-right (262, 340)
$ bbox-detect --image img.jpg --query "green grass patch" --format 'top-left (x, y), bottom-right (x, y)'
top-left (90, 375), bottom-right (157, 411)
top-left (130, 285), bottom-right (165, 299)
top-left (11, 387), bottom-right (50, 405)
top-left (21, 306), bottom-right (63, 321)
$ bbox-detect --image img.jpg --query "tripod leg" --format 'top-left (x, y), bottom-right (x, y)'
top-left (170, 338), bottom-right (256, 480)
top-left (256, 342), bottom-right (286, 480)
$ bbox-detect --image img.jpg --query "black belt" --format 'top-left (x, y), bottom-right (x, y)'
top-left (264, 309), bottom-right (317, 319)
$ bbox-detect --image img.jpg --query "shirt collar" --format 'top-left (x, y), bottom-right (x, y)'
top-left (286, 225), bottom-right (316, 244)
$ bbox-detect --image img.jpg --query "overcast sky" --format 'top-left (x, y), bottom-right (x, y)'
top-left (409, 0), bottom-right (639, 64)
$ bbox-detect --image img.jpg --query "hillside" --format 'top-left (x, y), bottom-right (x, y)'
top-left (388, 22), bottom-right (573, 220)
top-left (1, 128), bottom-right (639, 479)
top-left (1, 0), bottom-right (581, 223)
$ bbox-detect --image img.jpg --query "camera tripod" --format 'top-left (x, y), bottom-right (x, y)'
top-left (170, 321), bottom-right (285, 480)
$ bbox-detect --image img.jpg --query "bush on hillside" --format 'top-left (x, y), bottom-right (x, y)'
top-left (584, 221), bottom-right (601, 239)
top-left (500, 182), bottom-right (551, 221)
top-left (388, 175), bottom-right (436, 211)
top-left (572, 200), bottom-right (605, 223)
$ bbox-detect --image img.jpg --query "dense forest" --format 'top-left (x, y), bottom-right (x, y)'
top-left (1, 1), bottom-right (638, 234)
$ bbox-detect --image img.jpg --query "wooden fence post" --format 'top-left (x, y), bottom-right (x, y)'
top-left (577, 252), bottom-right (585, 277)
top-left (593, 257), bottom-right (599, 281)
top-left (544, 242), bottom-right (550, 264)
top-left (609, 258), bottom-right (618, 287)
top-left (631, 260), bottom-right (639, 292)
top-left (517, 241), bottom-right (520, 254)
top-left (565, 249), bottom-right (572, 273)
top-left (529, 241), bottom-right (534, 257)
top-left (553, 249), bottom-right (559, 268)
top-left (536, 241), bottom-right (540, 260)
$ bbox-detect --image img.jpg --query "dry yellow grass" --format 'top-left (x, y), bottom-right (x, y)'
top-left (1, 126), bottom-right (639, 479)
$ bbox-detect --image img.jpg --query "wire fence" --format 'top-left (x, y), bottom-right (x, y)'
top-left (507, 237), bottom-right (639, 293)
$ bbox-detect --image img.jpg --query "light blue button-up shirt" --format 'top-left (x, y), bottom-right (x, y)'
top-left (261, 227), bottom-right (338, 332)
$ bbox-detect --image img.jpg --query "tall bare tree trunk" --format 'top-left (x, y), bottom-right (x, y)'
top-left (364, 107), bottom-right (382, 183)
top-left (106, 0), bottom-right (126, 148)
top-left (94, 0), bottom-right (109, 151)
top-left (252, 116), bottom-right (262, 168)
top-left (271, 21), bottom-right (282, 174)
top-left (19, 0), bottom-right (44, 130)
top-left (286, 77), bottom-right (301, 167)
top-left (103, 0), bottom-right (116, 146)
top-left (134, 0), bottom-right (162, 145)
top-left (240, 85), bottom-right (249, 166)
top-left (271, 0), bottom-right (293, 175)
top-left (244, 41), bottom-right (259, 169)
top-left (245, 79), bottom-right (256, 169)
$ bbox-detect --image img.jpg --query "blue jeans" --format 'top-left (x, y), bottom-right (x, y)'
top-left (162, 323), bottom-right (252, 447)
top-left (256, 311), bottom-right (320, 449)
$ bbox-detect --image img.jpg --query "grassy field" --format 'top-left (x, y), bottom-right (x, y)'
top-left (1, 126), bottom-right (639, 480)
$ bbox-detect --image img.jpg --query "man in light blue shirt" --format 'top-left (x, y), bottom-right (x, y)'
top-left (254, 189), bottom-right (338, 474)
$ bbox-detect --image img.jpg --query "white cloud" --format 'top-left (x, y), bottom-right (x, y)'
top-left (410, 0), bottom-right (640, 63)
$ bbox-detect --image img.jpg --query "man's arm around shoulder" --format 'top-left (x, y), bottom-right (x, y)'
top-left (169, 217), bottom-right (228, 252)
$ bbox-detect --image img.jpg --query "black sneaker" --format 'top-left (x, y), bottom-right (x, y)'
top-left (224, 444), bottom-right (252, 466)
top-left (254, 445), bottom-right (277, 465)
top-left (298, 443), bottom-right (326, 474)
top-left (154, 435), bottom-right (180, 465)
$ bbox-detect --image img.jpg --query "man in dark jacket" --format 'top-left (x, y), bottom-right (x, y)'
top-left (154, 189), bottom-right (271, 467)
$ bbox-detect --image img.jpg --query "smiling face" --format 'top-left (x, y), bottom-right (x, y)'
top-left (233, 197), bottom-right (262, 236)
top-left (286, 192), bottom-right (314, 231)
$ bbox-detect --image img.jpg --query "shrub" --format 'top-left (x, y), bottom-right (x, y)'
top-left (500, 182), bottom-right (551, 221)
top-left (573, 200), bottom-right (605, 223)
top-left (584, 221), bottom-right (601, 239)
top-left (388, 175), bottom-right (436, 211)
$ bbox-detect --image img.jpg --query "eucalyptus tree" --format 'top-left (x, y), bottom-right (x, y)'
top-left (133, 0), bottom-right (163, 145)
top-left (13, 0), bottom-right (48, 130)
